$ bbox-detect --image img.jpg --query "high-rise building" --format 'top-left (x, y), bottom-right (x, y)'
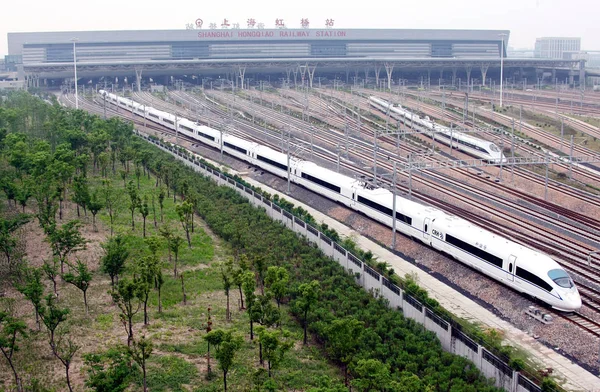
top-left (534, 37), bottom-right (580, 59)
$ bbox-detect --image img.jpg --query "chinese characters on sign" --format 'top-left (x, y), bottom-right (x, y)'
top-left (188, 17), bottom-right (338, 30)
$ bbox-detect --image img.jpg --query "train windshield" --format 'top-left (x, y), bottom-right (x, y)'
top-left (548, 269), bottom-right (573, 288)
top-left (489, 144), bottom-right (500, 153)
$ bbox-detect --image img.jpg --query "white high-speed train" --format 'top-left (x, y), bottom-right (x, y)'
top-left (99, 90), bottom-right (581, 312)
top-left (369, 96), bottom-right (506, 164)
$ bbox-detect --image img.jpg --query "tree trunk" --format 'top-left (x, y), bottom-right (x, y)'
top-left (185, 229), bottom-right (191, 248)
top-left (226, 293), bottom-right (230, 321)
top-left (207, 342), bottom-right (211, 375)
top-left (181, 275), bottom-right (187, 305)
top-left (59, 200), bottom-right (63, 220)
top-left (83, 290), bottom-right (88, 314)
top-left (191, 214), bottom-right (194, 233)
top-left (238, 286), bottom-right (244, 309)
top-left (92, 214), bottom-right (96, 232)
top-left (174, 253), bottom-right (178, 277)
top-left (110, 213), bottom-right (114, 237)
top-left (65, 364), bottom-right (73, 392)
top-left (268, 360), bottom-right (272, 377)
top-left (142, 217), bottom-right (146, 237)
top-left (259, 341), bottom-right (263, 365)
top-left (131, 210), bottom-right (135, 230)
top-left (0, 349), bottom-right (21, 392)
top-left (158, 287), bottom-right (162, 313)
top-left (128, 317), bottom-right (134, 347)
top-left (142, 363), bottom-right (147, 392)
top-left (223, 370), bottom-right (228, 392)
top-left (303, 309), bottom-right (308, 345)
top-left (160, 206), bottom-right (163, 223)
top-left (250, 312), bottom-right (254, 340)
top-left (144, 296), bottom-right (149, 325)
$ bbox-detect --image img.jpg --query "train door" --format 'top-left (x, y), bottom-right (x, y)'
top-left (507, 255), bottom-right (516, 281)
top-left (423, 217), bottom-right (431, 243)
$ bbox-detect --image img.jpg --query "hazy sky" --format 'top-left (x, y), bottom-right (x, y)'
top-left (1, 0), bottom-right (598, 56)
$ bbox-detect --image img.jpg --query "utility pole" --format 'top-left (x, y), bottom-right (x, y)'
top-left (392, 161), bottom-right (397, 249)
top-left (287, 131), bottom-right (291, 193)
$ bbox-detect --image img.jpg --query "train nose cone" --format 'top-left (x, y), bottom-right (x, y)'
top-left (563, 290), bottom-right (582, 311)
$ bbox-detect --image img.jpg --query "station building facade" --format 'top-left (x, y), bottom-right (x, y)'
top-left (8, 29), bottom-right (509, 65)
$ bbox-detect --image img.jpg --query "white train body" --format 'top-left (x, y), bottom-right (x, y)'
top-left (99, 90), bottom-right (581, 312)
top-left (369, 96), bottom-right (506, 164)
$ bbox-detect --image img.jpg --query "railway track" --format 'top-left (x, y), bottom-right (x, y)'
top-left (68, 90), bottom-right (600, 338)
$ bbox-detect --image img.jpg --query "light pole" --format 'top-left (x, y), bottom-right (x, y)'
top-left (499, 33), bottom-right (507, 108)
top-left (72, 38), bottom-right (79, 109)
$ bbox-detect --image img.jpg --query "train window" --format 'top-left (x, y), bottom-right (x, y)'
top-left (548, 269), bottom-right (573, 288)
top-left (446, 234), bottom-right (503, 268)
top-left (424, 224), bottom-right (428, 232)
top-left (357, 196), bottom-right (412, 225)
top-left (509, 263), bottom-right (513, 273)
top-left (301, 172), bottom-right (341, 193)
top-left (257, 155), bottom-right (287, 171)
top-left (516, 267), bottom-right (553, 292)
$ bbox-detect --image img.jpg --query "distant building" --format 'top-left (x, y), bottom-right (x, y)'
top-left (507, 47), bottom-right (534, 58)
top-left (534, 37), bottom-right (580, 59)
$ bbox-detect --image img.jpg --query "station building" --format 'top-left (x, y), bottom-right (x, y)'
top-left (5, 28), bottom-right (584, 89)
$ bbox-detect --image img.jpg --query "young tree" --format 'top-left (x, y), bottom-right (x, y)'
top-left (265, 266), bottom-right (289, 309)
top-left (151, 193), bottom-right (157, 228)
top-left (135, 256), bottom-right (158, 325)
top-left (251, 294), bottom-right (280, 365)
top-left (63, 259), bottom-right (93, 314)
top-left (119, 169), bottom-right (127, 188)
top-left (350, 359), bottom-right (391, 392)
top-left (0, 214), bottom-right (30, 270)
top-left (257, 328), bottom-right (293, 377)
top-left (42, 257), bottom-right (60, 299)
top-left (233, 255), bottom-right (249, 310)
top-left (38, 294), bottom-right (69, 347)
top-left (15, 181), bottom-right (32, 213)
top-left (170, 234), bottom-right (184, 277)
top-left (83, 345), bottom-right (132, 392)
top-left (0, 312), bottom-right (27, 392)
top-left (128, 335), bottom-right (153, 392)
top-left (111, 277), bottom-right (142, 346)
top-left (47, 220), bottom-right (88, 274)
top-left (158, 224), bottom-right (173, 265)
top-left (16, 266), bottom-right (44, 329)
top-left (242, 270), bottom-right (257, 340)
top-left (127, 181), bottom-right (139, 231)
top-left (158, 187), bottom-right (166, 223)
top-left (87, 190), bottom-right (104, 232)
top-left (102, 179), bottom-right (120, 236)
top-left (101, 235), bottom-right (129, 286)
top-left (252, 254), bottom-right (267, 295)
top-left (175, 201), bottom-right (194, 248)
top-left (221, 262), bottom-right (233, 321)
top-left (204, 330), bottom-right (243, 392)
top-left (296, 280), bottom-right (320, 345)
top-left (324, 318), bottom-right (363, 385)
top-left (52, 330), bottom-right (80, 392)
top-left (134, 165), bottom-right (142, 190)
top-left (71, 176), bottom-right (90, 218)
top-left (138, 195), bottom-right (149, 238)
